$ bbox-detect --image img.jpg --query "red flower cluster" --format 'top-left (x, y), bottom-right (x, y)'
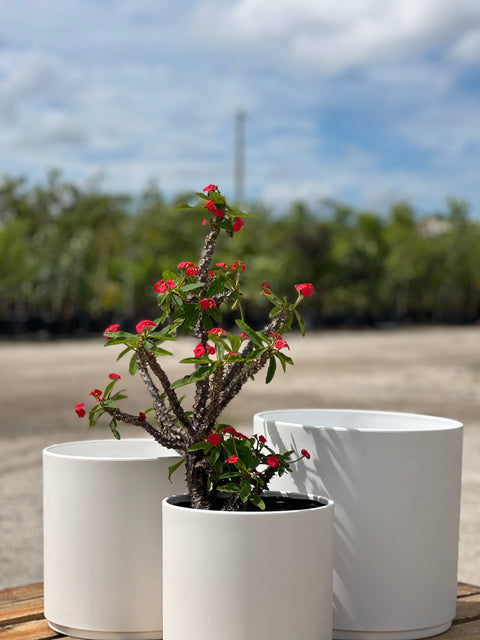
top-left (301, 448), bottom-right (311, 460)
top-left (207, 328), bottom-right (226, 335)
top-left (206, 432), bottom-right (221, 446)
top-left (89, 389), bottom-right (103, 400)
top-left (274, 338), bottom-right (289, 350)
top-left (75, 402), bottom-right (86, 418)
top-left (231, 260), bottom-right (246, 272)
top-left (262, 282), bottom-right (271, 295)
top-left (233, 217), bottom-right (244, 232)
top-left (267, 455), bottom-right (280, 468)
top-left (178, 261), bottom-right (199, 276)
top-left (104, 323), bottom-right (120, 336)
top-left (203, 184), bottom-right (218, 193)
top-left (227, 455), bottom-right (239, 464)
top-left (136, 319), bottom-right (157, 333)
top-left (199, 298), bottom-right (216, 310)
top-left (154, 279), bottom-right (175, 294)
top-left (194, 343), bottom-right (216, 357)
top-left (109, 373), bottom-right (121, 380)
top-left (138, 412), bottom-right (147, 422)
top-left (295, 283), bottom-right (315, 297)
top-left (223, 426), bottom-right (249, 440)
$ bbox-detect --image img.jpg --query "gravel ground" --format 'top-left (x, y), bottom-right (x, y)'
top-left (1, 326), bottom-right (480, 589)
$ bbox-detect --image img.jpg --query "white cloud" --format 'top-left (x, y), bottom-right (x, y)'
top-left (0, 1), bottom-right (478, 214)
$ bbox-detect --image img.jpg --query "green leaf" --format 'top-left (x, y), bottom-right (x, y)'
top-left (240, 480), bottom-right (252, 502)
top-left (154, 347), bottom-right (174, 357)
top-left (266, 355), bottom-right (277, 384)
top-left (180, 356), bottom-right (211, 365)
top-left (117, 346), bottom-right (131, 361)
top-left (168, 458), bottom-right (184, 481)
top-left (129, 353), bottom-right (138, 375)
top-left (294, 309), bottom-right (305, 336)
top-left (249, 494), bottom-right (265, 510)
top-left (171, 365), bottom-right (212, 389)
top-left (210, 447), bottom-right (221, 467)
top-left (182, 305), bottom-right (201, 334)
top-left (206, 278), bottom-right (225, 298)
top-left (109, 419), bottom-right (121, 440)
top-left (188, 440), bottom-right (208, 451)
top-left (181, 282), bottom-right (205, 293)
top-left (235, 320), bottom-right (264, 347)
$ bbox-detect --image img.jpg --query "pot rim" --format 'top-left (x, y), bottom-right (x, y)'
top-left (254, 408), bottom-right (463, 433)
top-left (164, 490), bottom-right (334, 515)
top-left (43, 438), bottom-right (180, 462)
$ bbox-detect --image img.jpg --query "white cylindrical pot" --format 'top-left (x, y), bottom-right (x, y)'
top-left (162, 491), bottom-right (334, 640)
top-left (254, 410), bottom-right (463, 640)
top-left (43, 438), bottom-right (186, 640)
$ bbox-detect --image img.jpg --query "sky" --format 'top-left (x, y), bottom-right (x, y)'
top-left (1, 0), bottom-right (479, 215)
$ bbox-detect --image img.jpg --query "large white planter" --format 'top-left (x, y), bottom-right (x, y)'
top-left (162, 491), bottom-right (334, 640)
top-left (254, 409), bottom-right (463, 640)
top-left (43, 438), bottom-right (186, 640)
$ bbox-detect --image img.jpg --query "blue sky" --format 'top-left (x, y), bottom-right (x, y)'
top-left (1, 0), bottom-right (479, 214)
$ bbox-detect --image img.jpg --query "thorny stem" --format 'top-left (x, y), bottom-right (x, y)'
top-left (139, 345), bottom-right (193, 435)
top-left (102, 406), bottom-right (182, 449)
top-left (135, 350), bottom-right (184, 439)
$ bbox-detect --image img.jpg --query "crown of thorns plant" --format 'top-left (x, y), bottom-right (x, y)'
top-left (76, 185), bottom-right (314, 510)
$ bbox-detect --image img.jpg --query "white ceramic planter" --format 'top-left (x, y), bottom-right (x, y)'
top-left (162, 491), bottom-right (334, 640)
top-left (254, 409), bottom-right (463, 640)
top-left (43, 438), bottom-right (186, 640)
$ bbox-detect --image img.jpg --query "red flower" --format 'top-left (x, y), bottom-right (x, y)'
top-left (206, 432), bottom-right (221, 446)
top-left (154, 280), bottom-right (175, 294)
top-left (109, 373), bottom-right (121, 380)
top-left (267, 455), bottom-right (280, 468)
top-left (223, 426), bottom-right (237, 436)
top-left (75, 402), bottom-right (86, 418)
top-left (203, 184), bottom-right (218, 193)
top-left (262, 282), bottom-right (272, 295)
top-left (231, 260), bottom-right (246, 272)
top-left (138, 412), bottom-right (147, 422)
top-left (194, 344), bottom-right (206, 357)
top-left (205, 200), bottom-right (216, 212)
top-left (199, 298), bottom-right (210, 310)
top-left (227, 351), bottom-right (238, 357)
top-left (89, 389), bottom-right (103, 400)
top-left (104, 323), bottom-right (120, 336)
top-left (227, 455), bottom-right (239, 464)
top-left (136, 319), bottom-right (157, 333)
top-left (214, 208), bottom-right (224, 218)
top-left (240, 333), bottom-right (249, 340)
top-left (202, 218), bottom-right (207, 226)
top-left (207, 328), bottom-right (226, 335)
top-left (258, 434), bottom-right (266, 444)
top-left (275, 339), bottom-right (289, 350)
top-left (207, 344), bottom-right (216, 355)
top-left (178, 262), bottom-right (199, 276)
top-left (216, 262), bottom-right (229, 269)
top-left (301, 449), bottom-right (311, 460)
top-left (295, 283), bottom-right (315, 297)
top-left (233, 217), bottom-right (244, 232)
top-left (199, 298), bottom-right (216, 310)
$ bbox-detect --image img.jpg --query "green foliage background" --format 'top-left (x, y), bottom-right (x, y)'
top-left (1, 171), bottom-right (479, 336)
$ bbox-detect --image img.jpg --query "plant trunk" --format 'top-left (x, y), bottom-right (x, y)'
top-left (184, 450), bottom-right (212, 509)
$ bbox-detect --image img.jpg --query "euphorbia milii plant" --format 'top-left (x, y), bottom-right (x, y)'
top-left (77, 185), bottom-right (313, 510)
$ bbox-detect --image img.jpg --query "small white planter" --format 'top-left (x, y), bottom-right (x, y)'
top-left (254, 409), bottom-right (463, 640)
top-left (43, 438), bottom-right (186, 640)
top-left (162, 491), bottom-right (334, 640)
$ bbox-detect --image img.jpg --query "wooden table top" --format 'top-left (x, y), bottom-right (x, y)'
top-left (1, 582), bottom-right (480, 639)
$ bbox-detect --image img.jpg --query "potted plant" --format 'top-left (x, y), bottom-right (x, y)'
top-left (43, 185), bottom-right (334, 640)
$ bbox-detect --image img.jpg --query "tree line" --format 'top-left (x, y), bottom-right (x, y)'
top-left (1, 171), bottom-right (479, 337)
